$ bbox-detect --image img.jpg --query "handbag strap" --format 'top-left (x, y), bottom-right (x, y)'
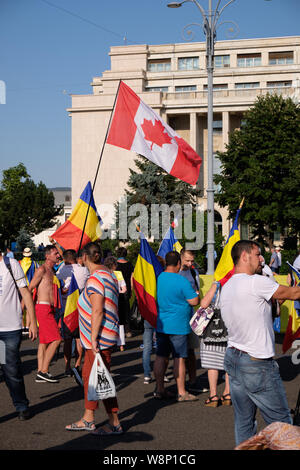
top-left (211, 281), bottom-right (221, 308)
top-left (3, 256), bottom-right (22, 302)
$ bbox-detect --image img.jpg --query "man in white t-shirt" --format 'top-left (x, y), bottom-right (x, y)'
top-left (220, 240), bottom-right (300, 446)
top-left (57, 249), bottom-right (89, 380)
top-left (0, 249), bottom-right (37, 420)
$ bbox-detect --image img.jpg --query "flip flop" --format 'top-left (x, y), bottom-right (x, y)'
top-left (91, 423), bottom-right (123, 436)
top-left (177, 392), bottom-right (198, 402)
top-left (65, 419), bottom-right (96, 431)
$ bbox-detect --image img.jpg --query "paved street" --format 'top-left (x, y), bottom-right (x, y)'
top-left (0, 333), bottom-right (299, 452)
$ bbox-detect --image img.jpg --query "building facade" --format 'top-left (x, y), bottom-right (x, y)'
top-left (69, 36), bottom-right (300, 240)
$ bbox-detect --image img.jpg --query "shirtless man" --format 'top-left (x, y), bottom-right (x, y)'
top-left (29, 245), bottom-right (62, 383)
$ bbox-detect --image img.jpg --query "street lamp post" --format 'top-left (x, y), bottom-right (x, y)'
top-left (167, 0), bottom-right (235, 274)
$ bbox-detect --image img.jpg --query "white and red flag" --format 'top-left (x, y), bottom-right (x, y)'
top-left (106, 81), bottom-right (202, 185)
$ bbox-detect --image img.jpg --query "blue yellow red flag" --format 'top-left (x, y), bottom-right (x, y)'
top-left (157, 227), bottom-right (183, 260)
top-left (282, 263), bottom-right (300, 353)
top-left (133, 233), bottom-right (164, 328)
top-left (52, 181), bottom-right (103, 251)
top-left (63, 273), bottom-right (80, 333)
top-left (214, 207), bottom-right (241, 285)
top-left (20, 258), bottom-right (39, 284)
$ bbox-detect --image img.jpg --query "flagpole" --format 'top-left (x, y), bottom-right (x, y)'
top-left (77, 80), bottom-right (122, 253)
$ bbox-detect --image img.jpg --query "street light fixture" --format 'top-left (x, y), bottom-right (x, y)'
top-left (167, 0), bottom-right (236, 274)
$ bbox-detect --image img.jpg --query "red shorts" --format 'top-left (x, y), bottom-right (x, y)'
top-left (36, 303), bottom-right (61, 344)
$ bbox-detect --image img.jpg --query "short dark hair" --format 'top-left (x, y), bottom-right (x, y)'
top-left (63, 249), bottom-right (77, 262)
top-left (44, 245), bottom-right (58, 256)
top-left (103, 255), bottom-right (118, 270)
top-left (117, 247), bottom-right (127, 258)
top-left (180, 249), bottom-right (194, 258)
top-left (82, 242), bottom-right (103, 265)
top-left (231, 240), bottom-right (260, 266)
top-left (165, 251), bottom-right (181, 267)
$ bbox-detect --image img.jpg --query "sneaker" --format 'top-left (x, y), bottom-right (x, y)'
top-left (164, 375), bottom-right (170, 383)
top-left (35, 374), bottom-right (46, 383)
top-left (139, 344), bottom-right (144, 350)
top-left (36, 371), bottom-right (59, 383)
top-left (143, 376), bottom-right (151, 384)
top-left (18, 409), bottom-right (31, 421)
top-left (64, 368), bottom-right (73, 377)
top-left (72, 366), bottom-right (83, 387)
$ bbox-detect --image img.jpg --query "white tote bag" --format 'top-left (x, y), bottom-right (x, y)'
top-left (87, 352), bottom-right (116, 401)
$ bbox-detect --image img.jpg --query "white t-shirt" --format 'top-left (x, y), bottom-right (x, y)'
top-left (57, 263), bottom-right (90, 310)
top-left (220, 273), bottom-right (279, 358)
top-left (0, 258), bottom-right (27, 331)
top-left (293, 254), bottom-right (300, 272)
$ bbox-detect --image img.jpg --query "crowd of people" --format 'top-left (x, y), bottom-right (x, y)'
top-left (0, 239), bottom-right (299, 445)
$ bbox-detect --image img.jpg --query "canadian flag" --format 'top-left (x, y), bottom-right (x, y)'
top-left (106, 81), bottom-right (202, 185)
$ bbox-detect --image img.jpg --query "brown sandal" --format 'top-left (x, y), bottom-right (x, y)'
top-left (204, 395), bottom-right (220, 407)
top-left (221, 393), bottom-right (232, 406)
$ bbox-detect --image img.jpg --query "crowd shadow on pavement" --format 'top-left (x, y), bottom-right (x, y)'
top-left (47, 388), bottom-right (184, 450)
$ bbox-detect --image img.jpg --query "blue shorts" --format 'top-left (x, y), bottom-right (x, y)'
top-left (156, 332), bottom-right (188, 358)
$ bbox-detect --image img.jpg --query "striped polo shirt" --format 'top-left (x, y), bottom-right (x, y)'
top-left (78, 268), bottom-right (119, 350)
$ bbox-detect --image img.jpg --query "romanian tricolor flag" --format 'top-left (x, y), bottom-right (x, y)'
top-left (157, 227), bottom-right (183, 260)
top-left (282, 263), bottom-right (300, 353)
top-left (52, 181), bottom-right (103, 251)
top-left (133, 233), bottom-right (164, 328)
top-left (63, 273), bottom-right (80, 333)
top-left (52, 275), bottom-right (63, 311)
top-left (20, 258), bottom-right (38, 284)
top-left (214, 207), bottom-right (241, 285)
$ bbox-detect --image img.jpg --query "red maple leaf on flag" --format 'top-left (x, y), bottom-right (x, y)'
top-left (141, 119), bottom-right (173, 150)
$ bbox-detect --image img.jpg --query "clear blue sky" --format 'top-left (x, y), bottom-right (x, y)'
top-left (0, 0), bottom-right (299, 189)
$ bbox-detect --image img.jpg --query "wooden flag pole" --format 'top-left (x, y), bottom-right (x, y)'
top-left (77, 80), bottom-right (122, 254)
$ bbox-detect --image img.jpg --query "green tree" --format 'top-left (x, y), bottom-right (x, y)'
top-left (214, 94), bottom-right (300, 247)
top-left (0, 163), bottom-right (63, 245)
top-left (115, 154), bottom-right (201, 241)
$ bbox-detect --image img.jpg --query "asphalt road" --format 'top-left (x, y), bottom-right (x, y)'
top-left (0, 333), bottom-right (299, 454)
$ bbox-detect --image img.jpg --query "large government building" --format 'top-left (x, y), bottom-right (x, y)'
top-left (68, 35), bottom-right (300, 241)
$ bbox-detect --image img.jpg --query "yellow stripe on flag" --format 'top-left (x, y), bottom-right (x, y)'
top-left (133, 256), bottom-right (157, 299)
top-left (64, 291), bottom-right (79, 319)
top-left (214, 229), bottom-right (240, 281)
top-left (69, 199), bottom-right (102, 241)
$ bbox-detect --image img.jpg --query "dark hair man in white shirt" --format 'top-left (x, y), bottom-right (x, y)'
top-left (220, 240), bottom-right (300, 446)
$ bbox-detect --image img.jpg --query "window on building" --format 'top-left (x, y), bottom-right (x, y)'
top-left (269, 51), bottom-right (293, 65)
top-left (65, 195), bottom-right (71, 202)
top-left (146, 86), bottom-right (169, 92)
top-left (178, 57), bottom-right (199, 70)
top-left (213, 121), bottom-right (222, 135)
top-left (203, 84), bottom-right (228, 91)
top-left (267, 80), bottom-right (292, 88)
top-left (237, 53), bottom-right (261, 67)
top-left (235, 82), bottom-right (260, 89)
top-left (65, 213), bottom-right (71, 222)
top-left (175, 85), bottom-right (197, 92)
top-left (214, 55), bottom-right (230, 68)
top-left (148, 59), bottom-right (171, 72)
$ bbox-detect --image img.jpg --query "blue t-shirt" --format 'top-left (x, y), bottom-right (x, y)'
top-left (156, 272), bottom-right (198, 335)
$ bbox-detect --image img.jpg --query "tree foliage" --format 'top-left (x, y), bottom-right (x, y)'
top-left (114, 154), bottom-right (201, 241)
top-left (214, 94), bottom-right (300, 246)
top-left (0, 163), bottom-right (63, 245)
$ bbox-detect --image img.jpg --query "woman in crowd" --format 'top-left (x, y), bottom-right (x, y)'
top-left (116, 247), bottom-right (134, 337)
top-left (65, 242), bottom-right (123, 435)
top-left (200, 281), bottom-right (231, 407)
